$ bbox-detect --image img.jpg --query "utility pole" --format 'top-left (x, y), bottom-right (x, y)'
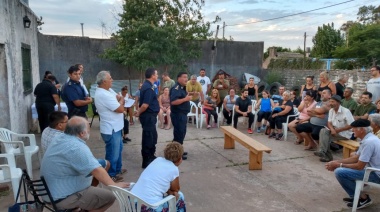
top-left (80, 23), bottom-right (84, 37)
top-left (303, 32), bottom-right (306, 70)
top-left (223, 22), bottom-right (225, 40)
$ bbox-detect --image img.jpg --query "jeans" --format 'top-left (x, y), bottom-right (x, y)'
top-left (335, 167), bottom-right (380, 197)
top-left (101, 130), bottom-right (123, 177)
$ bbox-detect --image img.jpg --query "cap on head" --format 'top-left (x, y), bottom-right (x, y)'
top-left (350, 119), bottom-right (371, 127)
top-left (330, 95), bottom-right (342, 103)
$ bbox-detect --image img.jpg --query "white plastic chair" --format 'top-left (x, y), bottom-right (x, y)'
top-left (0, 153), bottom-right (23, 201)
top-left (232, 100), bottom-right (256, 129)
top-left (352, 167), bottom-right (380, 211)
top-left (198, 102), bottom-right (220, 129)
top-left (108, 185), bottom-right (176, 212)
top-left (282, 107), bottom-right (300, 141)
top-left (187, 101), bottom-right (198, 128)
top-left (0, 128), bottom-right (41, 179)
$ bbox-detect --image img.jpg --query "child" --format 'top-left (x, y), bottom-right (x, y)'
top-left (255, 90), bottom-right (274, 133)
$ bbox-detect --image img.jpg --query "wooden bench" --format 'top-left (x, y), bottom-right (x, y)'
top-left (220, 126), bottom-right (272, 170)
top-left (333, 140), bottom-right (360, 158)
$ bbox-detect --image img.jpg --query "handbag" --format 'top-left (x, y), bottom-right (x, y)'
top-left (8, 172), bottom-right (43, 212)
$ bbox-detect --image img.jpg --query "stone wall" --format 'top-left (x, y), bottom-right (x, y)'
top-left (276, 69), bottom-right (371, 100)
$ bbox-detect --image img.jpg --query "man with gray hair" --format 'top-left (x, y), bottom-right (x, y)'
top-left (341, 87), bottom-right (357, 114)
top-left (41, 116), bottom-right (129, 211)
top-left (369, 114), bottom-right (380, 139)
top-left (335, 73), bottom-right (348, 98)
top-left (95, 71), bottom-right (126, 182)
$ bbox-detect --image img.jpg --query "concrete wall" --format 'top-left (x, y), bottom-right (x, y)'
top-left (38, 35), bottom-right (264, 87)
top-left (0, 0), bottom-right (40, 133)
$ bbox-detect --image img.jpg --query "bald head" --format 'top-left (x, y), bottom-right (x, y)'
top-left (64, 116), bottom-right (90, 140)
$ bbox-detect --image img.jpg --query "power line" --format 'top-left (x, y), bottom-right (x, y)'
top-left (226, 0), bottom-right (355, 27)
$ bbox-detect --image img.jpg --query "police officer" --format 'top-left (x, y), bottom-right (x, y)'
top-left (170, 72), bottom-right (192, 160)
top-left (61, 65), bottom-right (92, 118)
top-left (135, 68), bottom-right (160, 168)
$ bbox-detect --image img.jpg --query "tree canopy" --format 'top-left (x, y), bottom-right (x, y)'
top-left (311, 22), bottom-right (344, 58)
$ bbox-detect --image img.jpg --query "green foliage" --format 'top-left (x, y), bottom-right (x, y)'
top-left (311, 22), bottom-right (345, 58)
top-left (102, 0), bottom-right (216, 74)
top-left (263, 46), bottom-right (292, 59)
top-left (264, 70), bottom-right (284, 85)
top-left (292, 46), bottom-right (305, 54)
top-left (268, 58), bottom-right (323, 70)
top-left (333, 59), bottom-right (362, 70)
top-left (357, 5), bottom-right (380, 25)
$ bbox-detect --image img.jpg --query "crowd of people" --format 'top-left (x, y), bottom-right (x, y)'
top-left (33, 64), bottom-right (380, 211)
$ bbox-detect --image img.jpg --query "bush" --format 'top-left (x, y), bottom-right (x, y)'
top-left (265, 70), bottom-right (284, 85)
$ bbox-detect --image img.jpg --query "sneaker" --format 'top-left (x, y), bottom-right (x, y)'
top-left (262, 125), bottom-right (266, 131)
top-left (183, 152), bottom-right (188, 156)
top-left (320, 155), bottom-right (333, 162)
top-left (268, 132), bottom-right (276, 138)
top-left (182, 155), bottom-right (188, 160)
top-left (248, 129), bottom-right (253, 134)
top-left (207, 125), bottom-right (211, 129)
top-left (275, 133), bottom-right (283, 140)
top-left (347, 195), bottom-right (372, 209)
top-left (256, 127), bottom-right (261, 133)
top-left (343, 197), bottom-right (353, 203)
top-left (313, 151), bottom-right (324, 157)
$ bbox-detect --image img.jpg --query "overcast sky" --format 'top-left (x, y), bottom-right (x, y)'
top-left (30, 0), bottom-right (378, 51)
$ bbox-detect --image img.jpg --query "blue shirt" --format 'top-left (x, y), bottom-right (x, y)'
top-left (357, 133), bottom-right (380, 176)
top-left (260, 98), bottom-right (272, 112)
top-left (170, 83), bottom-right (190, 114)
top-left (61, 79), bottom-right (88, 113)
top-left (40, 133), bottom-right (100, 200)
top-left (140, 80), bottom-right (159, 116)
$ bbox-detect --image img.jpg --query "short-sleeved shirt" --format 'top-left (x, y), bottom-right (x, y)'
top-left (61, 80), bottom-right (88, 113)
top-left (41, 133), bottom-right (100, 201)
top-left (280, 100), bottom-right (294, 117)
top-left (41, 127), bottom-right (63, 155)
top-left (335, 82), bottom-right (345, 98)
top-left (140, 80), bottom-right (160, 116)
top-left (131, 157), bottom-right (179, 205)
top-left (186, 81), bottom-right (203, 101)
top-left (197, 76), bottom-right (211, 96)
top-left (310, 101), bottom-right (330, 126)
top-left (34, 79), bottom-right (58, 105)
top-left (153, 80), bottom-right (160, 95)
top-left (357, 133), bottom-right (380, 177)
top-left (328, 106), bottom-right (354, 139)
top-left (134, 90), bottom-right (141, 98)
top-left (353, 103), bottom-right (377, 116)
top-left (95, 88), bottom-right (124, 134)
top-left (163, 79), bottom-right (175, 90)
top-left (235, 97), bottom-right (252, 112)
top-left (224, 95), bottom-right (239, 110)
top-left (341, 98), bottom-right (358, 113)
top-left (366, 77), bottom-right (380, 103)
top-left (170, 83), bottom-right (190, 114)
top-left (66, 77), bottom-right (89, 96)
top-left (213, 79), bottom-right (230, 100)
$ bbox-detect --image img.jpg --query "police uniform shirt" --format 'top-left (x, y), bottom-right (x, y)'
top-left (62, 79), bottom-right (88, 113)
top-left (170, 83), bottom-right (190, 114)
top-left (140, 80), bottom-right (159, 116)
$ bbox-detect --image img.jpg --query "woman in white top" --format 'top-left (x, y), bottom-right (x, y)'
top-left (131, 142), bottom-right (186, 212)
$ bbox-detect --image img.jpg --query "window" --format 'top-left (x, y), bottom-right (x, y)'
top-left (21, 43), bottom-right (32, 94)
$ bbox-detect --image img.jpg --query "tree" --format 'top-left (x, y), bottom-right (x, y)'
top-left (357, 5), bottom-right (380, 25)
top-left (103, 0), bottom-right (216, 76)
top-left (263, 46), bottom-right (291, 59)
top-left (311, 22), bottom-right (344, 58)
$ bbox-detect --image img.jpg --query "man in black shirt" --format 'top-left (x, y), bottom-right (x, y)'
top-left (233, 89), bottom-right (254, 134)
top-left (34, 75), bottom-right (61, 132)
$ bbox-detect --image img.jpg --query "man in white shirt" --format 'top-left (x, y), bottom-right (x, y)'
top-left (196, 68), bottom-right (211, 98)
top-left (316, 95), bottom-right (354, 162)
top-left (366, 65), bottom-right (380, 103)
top-left (95, 71), bottom-right (126, 182)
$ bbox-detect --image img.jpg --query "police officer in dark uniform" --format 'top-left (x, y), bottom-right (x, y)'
top-left (61, 65), bottom-right (92, 118)
top-left (170, 72), bottom-right (191, 160)
top-left (135, 68), bottom-right (160, 168)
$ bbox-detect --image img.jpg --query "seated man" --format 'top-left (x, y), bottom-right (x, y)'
top-left (341, 87), bottom-right (357, 114)
top-left (353, 91), bottom-right (377, 120)
top-left (41, 111), bottom-right (68, 155)
top-left (296, 89), bottom-right (331, 150)
top-left (315, 95), bottom-right (354, 162)
top-left (233, 89), bottom-right (254, 134)
top-left (41, 116), bottom-right (129, 211)
top-left (326, 119), bottom-right (380, 210)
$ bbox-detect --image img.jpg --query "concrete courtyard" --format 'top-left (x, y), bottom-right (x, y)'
top-left (1, 118), bottom-right (380, 212)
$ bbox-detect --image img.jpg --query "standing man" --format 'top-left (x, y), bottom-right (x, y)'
top-left (197, 68), bottom-right (211, 98)
top-left (95, 71), bottom-right (126, 181)
top-left (62, 65), bottom-right (92, 118)
top-left (353, 92), bottom-right (377, 120)
top-left (315, 95), bottom-right (354, 162)
top-left (66, 64), bottom-right (89, 96)
top-left (366, 65), bottom-right (380, 103)
top-left (135, 68), bottom-right (160, 168)
top-left (213, 70), bottom-right (230, 107)
top-left (170, 72), bottom-right (192, 160)
top-left (34, 75), bottom-right (61, 132)
top-left (326, 119), bottom-right (380, 210)
top-left (41, 116), bottom-right (129, 211)
top-left (233, 89), bottom-right (254, 134)
top-left (162, 72), bottom-right (175, 90)
top-left (341, 87), bottom-right (358, 114)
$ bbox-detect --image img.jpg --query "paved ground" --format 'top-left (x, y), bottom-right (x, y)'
top-left (1, 118), bottom-right (380, 212)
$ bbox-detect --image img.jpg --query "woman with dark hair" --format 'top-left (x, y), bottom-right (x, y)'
top-left (300, 76), bottom-right (317, 100)
top-left (290, 90), bottom-right (300, 108)
top-left (289, 90), bottom-right (317, 144)
top-left (203, 89), bottom-right (220, 129)
top-left (255, 90), bottom-right (274, 133)
top-left (44, 70), bottom-right (61, 90)
top-left (244, 77), bottom-right (258, 100)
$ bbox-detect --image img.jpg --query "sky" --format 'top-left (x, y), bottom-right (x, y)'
top-left (29, 0), bottom-right (379, 51)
